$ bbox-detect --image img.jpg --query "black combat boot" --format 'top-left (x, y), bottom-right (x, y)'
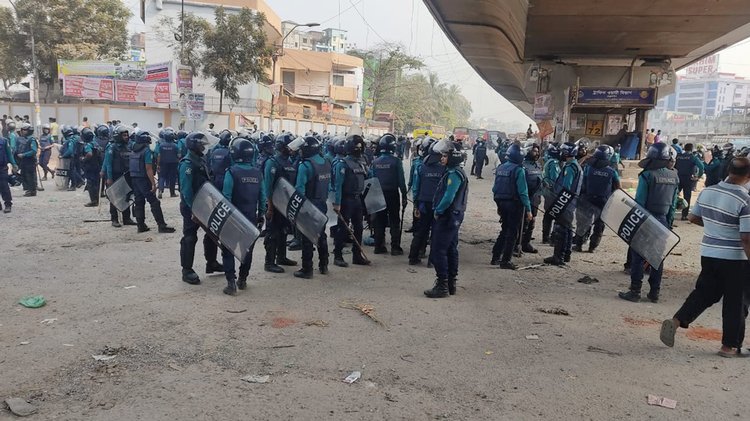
top-left (137, 224), bottom-right (150, 233)
top-left (182, 268), bottom-right (201, 285)
top-left (293, 266), bottom-right (314, 279)
top-left (391, 245), bottom-right (404, 256)
top-left (205, 261), bottom-right (224, 274)
top-left (447, 276), bottom-right (457, 296)
top-left (333, 253), bottom-right (348, 267)
top-left (111, 220), bottom-right (122, 228)
top-left (223, 276), bottom-right (237, 296)
top-left (264, 237), bottom-right (284, 272)
top-left (122, 217), bottom-right (136, 226)
top-left (618, 289), bottom-right (641, 302)
top-left (352, 251), bottom-right (371, 266)
top-left (498, 261), bottom-right (518, 270)
top-left (374, 245), bottom-right (388, 254)
top-left (424, 278), bottom-right (449, 298)
top-left (151, 203), bottom-right (174, 233)
top-left (170, 188), bottom-right (177, 198)
top-left (157, 190), bottom-right (163, 199)
top-left (158, 224), bottom-right (176, 233)
top-left (646, 289), bottom-right (660, 303)
top-left (588, 236), bottom-right (601, 253)
top-left (543, 239), bottom-right (565, 266)
top-left (276, 241), bottom-right (297, 266)
top-left (3, 204), bottom-right (11, 214)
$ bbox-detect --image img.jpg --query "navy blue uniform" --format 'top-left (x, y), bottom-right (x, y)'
top-left (296, 155), bottom-right (331, 272)
top-left (574, 160), bottom-right (619, 251)
top-left (0, 137), bottom-right (18, 208)
top-left (15, 135), bottom-right (38, 193)
top-left (333, 155), bottom-right (368, 263)
top-left (129, 144), bottom-right (168, 229)
top-left (473, 141), bottom-right (489, 178)
top-left (157, 140), bottom-right (180, 196)
top-left (674, 151), bottom-right (704, 219)
top-left (102, 142), bottom-right (133, 223)
top-left (371, 153), bottom-right (407, 252)
top-left (491, 162), bottom-right (531, 264)
top-left (263, 153), bottom-right (297, 268)
top-left (178, 150), bottom-right (211, 273)
top-left (430, 167), bottom-right (468, 281)
top-left (83, 140), bottom-right (103, 204)
top-left (408, 154), bottom-right (444, 263)
top-left (38, 133), bottom-right (54, 178)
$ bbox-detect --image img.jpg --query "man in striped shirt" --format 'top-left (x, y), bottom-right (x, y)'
top-left (660, 157), bottom-right (750, 357)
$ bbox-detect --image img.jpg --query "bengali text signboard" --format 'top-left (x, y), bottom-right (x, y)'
top-left (572, 87), bottom-right (657, 108)
top-left (115, 80), bottom-right (170, 103)
top-left (62, 76), bottom-right (115, 100)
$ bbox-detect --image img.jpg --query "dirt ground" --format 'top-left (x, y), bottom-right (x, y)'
top-left (1, 160), bottom-right (748, 420)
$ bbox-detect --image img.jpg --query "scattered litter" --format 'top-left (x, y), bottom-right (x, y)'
top-left (4, 398), bottom-right (37, 417)
top-left (670, 252), bottom-right (683, 256)
top-left (226, 309), bottom-right (247, 314)
top-left (19, 341), bottom-right (30, 345)
top-left (168, 363), bottom-right (182, 371)
top-left (305, 320), bottom-right (329, 327)
top-left (399, 354), bottom-right (415, 363)
top-left (83, 219), bottom-right (111, 223)
top-left (340, 301), bottom-right (387, 329)
top-left (581, 259), bottom-right (595, 264)
top-left (722, 387), bottom-right (731, 392)
top-left (525, 334), bottom-right (540, 340)
top-left (484, 351), bottom-right (494, 355)
top-left (92, 355), bottom-right (116, 361)
top-left (586, 346), bottom-right (622, 356)
top-left (241, 375), bottom-right (270, 384)
top-left (343, 371), bottom-right (361, 384)
top-left (40, 318), bottom-right (58, 325)
top-left (144, 237), bottom-right (153, 242)
top-left (123, 286), bottom-right (137, 290)
top-left (63, 344), bottom-right (74, 347)
top-left (537, 307), bottom-right (570, 316)
top-left (61, 244), bottom-right (74, 248)
top-left (19, 296), bottom-right (46, 308)
top-left (406, 268), bottom-right (418, 273)
top-left (577, 276), bottom-right (599, 285)
top-left (270, 344), bottom-right (296, 349)
top-left (647, 394), bottom-right (677, 409)
top-left (518, 264), bottom-right (545, 271)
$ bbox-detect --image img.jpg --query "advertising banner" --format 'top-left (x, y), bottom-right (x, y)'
top-left (57, 60), bottom-right (145, 80)
top-left (145, 62), bottom-right (172, 82)
top-left (186, 93), bottom-right (205, 121)
top-left (176, 65), bottom-right (194, 94)
top-left (115, 80), bottom-right (170, 103)
top-left (62, 76), bottom-right (115, 100)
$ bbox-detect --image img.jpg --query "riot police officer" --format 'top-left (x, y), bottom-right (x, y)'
top-left (674, 143), bottom-right (704, 220)
top-left (220, 138), bottom-right (266, 295)
top-left (473, 138), bottom-right (489, 179)
top-left (408, 138), bottom-right (443, 265)
top-left (543, 142), bottom-right (583, 266)
top-left (293, 136), bottom-right (332, 278)
top-left (332, 134), bottom-right (370, 267)
top-left (0, 134), bottom-right (18, 213)
top-left (178, 132), bottom-right (213, 285)
top-left (572, 145), bottom-right (620, 253)
top-left (423, 139), bottom-right (468, 298)
top-left (156, 127), bottom-right (180, 199)
top-left (262, 133), bottom-right (298, 273)
top-left (129, 131), bottom-right (175, 234)
top-left (541, 143), bottom-right (561, 244)
top-left (81, 127), bottom-right (102, 207)
top-left (490, 144), bottom-right (532, 270)
top-left (371, 134), bottom-right (408, 255)
top-left (60, 126), bottom-right (83, 191)
top-left (619, 143), bottom-right (679, 303)
top-left (15, 123), bottom-right (38, 197)
top-left (38, 124), bottom-right (54, 180)
top-left (102, 125), bottom-right (135, 227)
top-left (705, 143), bottom-right (733, 187)
top-left (199, 129), bottom-right (233, 273)
top-left (519, 143), bottom-right (543, 253)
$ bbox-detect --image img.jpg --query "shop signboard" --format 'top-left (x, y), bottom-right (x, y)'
top-left (57, 60), bottom-right (145, 80)
top-left (115, 80), bottom-right (170, 103)
top-left (572, 87), bottom-right (656, 108)
top-left (62, 76), bottom-right (115, 100)
top-left (145, 62), bottom-right (172, 82)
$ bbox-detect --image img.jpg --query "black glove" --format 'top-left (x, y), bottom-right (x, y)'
top-left (256, 217), bottom-right (265, 230)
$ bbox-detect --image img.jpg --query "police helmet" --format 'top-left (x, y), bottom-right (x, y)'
top-left (162, 127), bottom-right (176, 142)
top-left (230, 138), bottom-right (256, 163)
top-left (185, 132), bottom-right (211, 155)
top-left (19, 122), bottom-right (33, 134)
top-left (546, 143), bottom-right (561, 160)
top-left (71, 126), bottom-right (80, 136)
top-left (176, 130), bottom-right (188, 140)
top-left (559, 142), bottom-right (579, 159)
top-left (275, 132), bottom-right (295, 153)
top-left (575, 139), bottom-right (589, 159)
top-left (258, 134), bottom-right (275, 154)
top-left (6, 119), bottom-right (15, 130)
top-left (722, 143), bottom-right (735, 159)
top-left (42, 124), bottom-right (50, 131)
top-left (644, 142), bottom-right (672, 161)
top-left (420, 137), bottom-right (436, 158)
top-left (136, 131), bottom-right (153, 145)
top-left (505, 144), bottom-right (524, 164)
top-left (300, 136), bottom-right (321, 159)
top-left (378, 133), bottom-right (397, 154)
top-left (61, 125), bottom-right (75, 138)
top-left (218, 129), bottom-right (232, 146)
top-left (334, 138), bottom-right (346, 156)
top-left (594, 145), bottom-right (614, 162)
top-left (344, 134), bottom-right (365, 156)
top-left (80, 127), bottom-right (95, 142)
top-left (95, 124), bottom-right (110, 139)
top-left (432, 138), bottom-right (455, 156)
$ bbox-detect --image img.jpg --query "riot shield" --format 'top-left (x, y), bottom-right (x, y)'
top-left (362, 177), bottom-right (387, 215)
top-left (105, 174), bottom-right (134, 212)
top-left (272, 177), bottom-right (328, 243)
top-left (573, 195), bottom-right (604, 239)
top-left (192, 182), bottom-right (260, 262)
top-left (543, 187), bottom-right (576, 228)
top-left (601, 189), bottom-right (680, 267)
top-left (326, 191), bottom-right (338, 228)
top-left (55, 158), bottom-right (71, 190)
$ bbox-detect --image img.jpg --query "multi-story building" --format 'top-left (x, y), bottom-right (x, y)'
top-left (655, 73), bottom-right (750, 119)
top-left (282, 22), bottom-right (351, 53)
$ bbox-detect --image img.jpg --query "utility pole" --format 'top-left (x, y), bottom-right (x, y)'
top-left (8, 0), bottom-right (40, 132)
top-left (181, 0), bottom-right (185, 63)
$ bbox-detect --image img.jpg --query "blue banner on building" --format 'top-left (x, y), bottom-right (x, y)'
top-left (572, 87), bottom-right (657, 108)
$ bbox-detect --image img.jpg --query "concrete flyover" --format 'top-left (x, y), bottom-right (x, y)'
top-left (424, 0), bottom-right (750, 113)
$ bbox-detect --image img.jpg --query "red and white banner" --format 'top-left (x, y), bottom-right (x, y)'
top-left (145, 62), bottom-right (171, 82)
top-left (115, 80), bottom-right (170, 103)
top-left (63, 76), bottom-right (115, 100)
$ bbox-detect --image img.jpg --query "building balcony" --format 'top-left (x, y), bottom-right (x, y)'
top-left (330, 85), bottom-right (357, 103)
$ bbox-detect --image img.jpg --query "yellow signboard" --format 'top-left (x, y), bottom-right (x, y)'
top-left (585, 119), bottom-right (604, 136)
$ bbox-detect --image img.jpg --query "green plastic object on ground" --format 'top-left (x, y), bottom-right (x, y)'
top-left (19, 296), bottom-right (46, 308)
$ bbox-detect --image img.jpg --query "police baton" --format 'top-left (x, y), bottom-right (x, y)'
top-left (36, 164), bottom-right (45, 191)
top-left (335, 208), bottom-right (370, 262)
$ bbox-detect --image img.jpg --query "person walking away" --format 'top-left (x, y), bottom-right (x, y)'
top-left (660, 157), bottom-right (750, 357)
top-left (80, 127), bottom-right (102, 207)
top-left (619, 143), bottom-right (679, 303)
top-left (573, 145), bottom-right (620, 252)
top-left (674, 143), bottom-right (704, 221)
top-left (332, 135), bottom-right (371, 267)
top-left (0, 135), bottom-right (18, 213)
top-left (491, 143), bottom-right (532, 270)
top-left (156, 127), bottom-right (180, 198)
top-left (371, 134), bottom-right (408, 255)
top-left (15, 123), bottom-right (38, 197)
top-left (423, 139), bottom-right (469, 298)
top-left (102, 125), bottom-right (136, 227)
top-left (38, 124), bottom-right (54, 180)
top-left (408, 138), bottom-right (443, 265)
top-left (178, 132), bottom-right (213, 285)
top-left (473, 139), bottom-right (489, 179)
top-left (293, 136), bottom-right (331, 278)
top-left (541, 143), bottom-right (561, 244)
top-left (544, 142), bottom-right (583, 266)
top-left (220, 138), bottom-right (266, 295)
top-left (128, 131), bottom-right (175, 233)
top-left (671, 138), bottom-right (683, 155)
top-left (405, 137), bottom-right (424, 234)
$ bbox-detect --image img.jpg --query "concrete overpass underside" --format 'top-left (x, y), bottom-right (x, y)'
top-left (424, 0), bottom-right (750, 111)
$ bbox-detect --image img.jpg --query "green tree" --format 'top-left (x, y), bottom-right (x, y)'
top-left (10, 0), bottom-right (131, 100)
top-left (156, 13), bottom-right (211, 74)
top-left (201, 7), bottom-right (273, 112)
top-left (0, 8), bottom-right (28, 91)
